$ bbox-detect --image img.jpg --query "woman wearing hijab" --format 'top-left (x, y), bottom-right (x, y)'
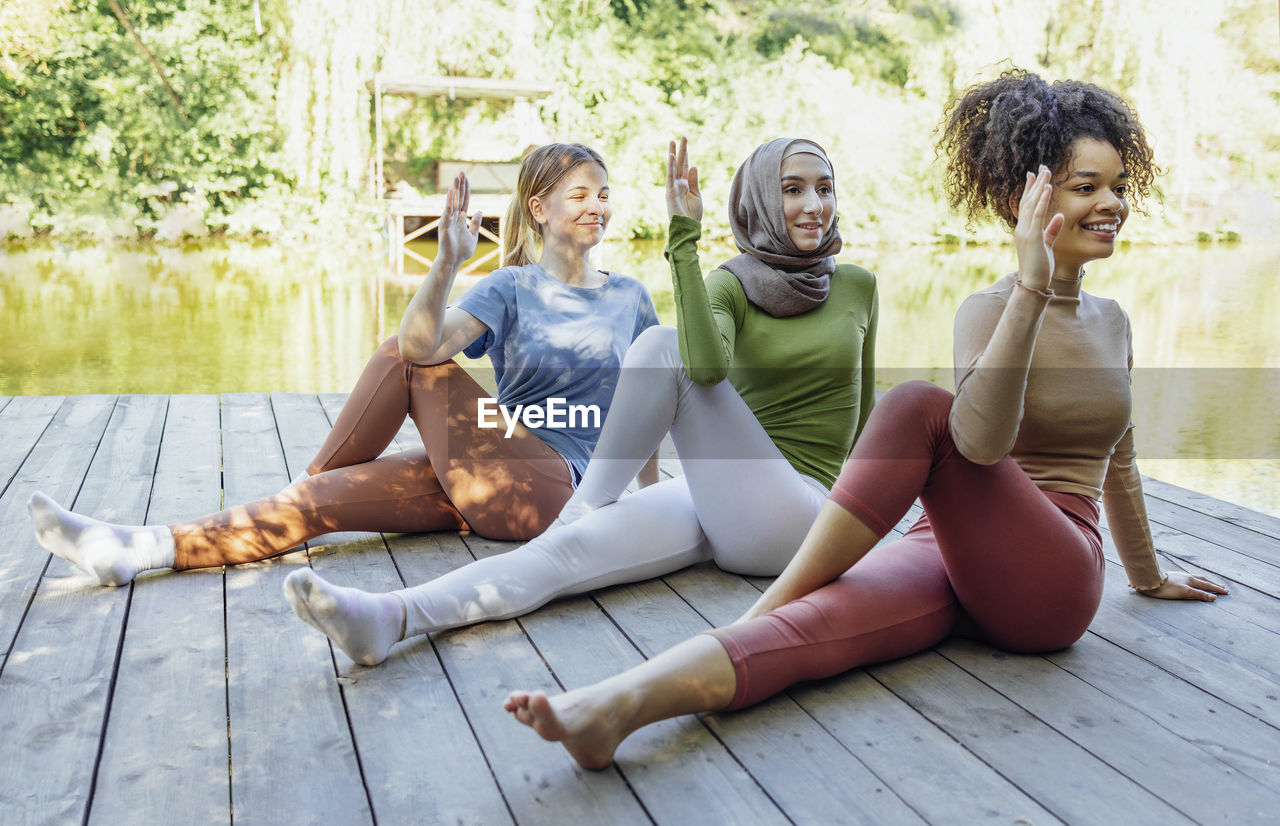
top-left (283, 137), bottom-right (879, 667)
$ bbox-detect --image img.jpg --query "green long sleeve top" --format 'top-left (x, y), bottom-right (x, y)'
top-left (663, 214), bottom-right (878, 489)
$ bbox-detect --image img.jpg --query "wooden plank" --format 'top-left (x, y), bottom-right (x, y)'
top-left (1087, 566), bottom-right (1280, 730)
top-left (1140, 517), bottom-right (1280, 599)
top-left (1049, 632), bottom-right (1280, 795)
top-left (1143, 476), bottom-right (1280, 542)
top-left (943, 639), bottom-right (1280, 822)
top-left (1142, 492), bottom-right (1280, 569)
top-left (0, 396), bottom-right (116, 664)
top-left (599, 572), bottom-right (925, 825)
top-left (89, 395), bottom-right (231, 826)
top-left (0, 395), bottom-right (161, 825)
top-left (343, 531), bottom-right (517, 826)
top-left (1148, 547), bottom-right (1280, 636)
top-left (218, 393), bottom-right (372, 825)
top-left (518, 588), bottom-right (790, 826)
top-left (792, 672), bottom-right (1065, 826)
top-left (0, 395), bottom-right (62, 493)
top-left (423, 534), bottom-right (651, 825)
top-left (279, 391), bottom-right (515, 826)
top-left (871, 651), bottom-right (1191, 825)
top-left (1097, 528), bottom-right (1280, 685)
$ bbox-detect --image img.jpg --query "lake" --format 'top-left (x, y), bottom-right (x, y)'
top-left (2, 238), bottom-right (1277, 517)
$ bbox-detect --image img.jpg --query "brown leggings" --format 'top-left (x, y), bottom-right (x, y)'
top-left (170, 337), bottom-right (575, 569)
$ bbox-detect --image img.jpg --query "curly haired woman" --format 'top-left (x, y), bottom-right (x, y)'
top-left (503, 70), bottom-right (1227, 770)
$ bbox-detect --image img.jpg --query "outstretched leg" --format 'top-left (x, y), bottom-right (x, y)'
top-left (284, 476), bottom-right (709, 663)
top-left (28, 492), bottom-right (174, 586)
top-left (504, 380), bottom-right (1106, 765)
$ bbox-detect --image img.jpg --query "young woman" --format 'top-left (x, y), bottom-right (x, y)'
top-left (281, 136), bottom-right (879, 666)
top-left (502, 71), bottom-right (1228, 770)
top-left (29, 143), bottom-right (659, 586)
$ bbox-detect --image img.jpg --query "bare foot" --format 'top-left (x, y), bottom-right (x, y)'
top-left (504, 688), bottom-right (631, 771)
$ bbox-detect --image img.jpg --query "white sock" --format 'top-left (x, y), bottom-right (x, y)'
top-left (28, 491), bottom-right (175, 586)
top-left (283, 568), bottom-right (406, 666)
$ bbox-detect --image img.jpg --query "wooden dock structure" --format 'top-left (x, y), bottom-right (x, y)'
top-left (2, 392), bottom-right (1279, 824)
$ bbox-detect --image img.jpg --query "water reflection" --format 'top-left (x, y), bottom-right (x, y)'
top-left (2, 238), bottom-right (1278, 517)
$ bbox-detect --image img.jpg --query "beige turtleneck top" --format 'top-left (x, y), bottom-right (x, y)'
top-left (951, 273), bottom-right (1162, 589)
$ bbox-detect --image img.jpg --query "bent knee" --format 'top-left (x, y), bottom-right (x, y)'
top-left (622, 325), bottom-right (680, 368)
top-left (879, 380), bottom-right (954, 416)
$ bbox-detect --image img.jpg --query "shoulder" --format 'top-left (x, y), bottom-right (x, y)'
top-left (831, 263), bottom-right (877, 299)
top-left (601, 270), bottom-right (647, 294)
top-left (1080, 290), bottom-right (1132, 338)
top-left (463, 265), bottom-right (522, 297)
top-left (704, 268), bottom-right (749, 306)
top-left (955, 275), bottom-right (1015, 330)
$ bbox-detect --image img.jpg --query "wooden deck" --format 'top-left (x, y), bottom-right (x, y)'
top-left (2, 393), bottom-right (1279, 825)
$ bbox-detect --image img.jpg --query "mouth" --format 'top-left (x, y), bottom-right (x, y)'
top-left (794, 223), bottom-right (823, 234)
top-left (1082, 220), bottom-right (1120, 239)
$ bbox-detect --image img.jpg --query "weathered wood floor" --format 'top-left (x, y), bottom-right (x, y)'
top-left (2, 393), bottom-right (1279, 825)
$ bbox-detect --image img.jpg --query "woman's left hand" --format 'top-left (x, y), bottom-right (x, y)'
top-left (1138, 571), bottom-right (1229, 601)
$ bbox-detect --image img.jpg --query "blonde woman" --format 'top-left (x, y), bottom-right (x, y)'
top-left (30, 144), bottom-right (658, 589)
top-left (281, 136), bottom-right (879, 666)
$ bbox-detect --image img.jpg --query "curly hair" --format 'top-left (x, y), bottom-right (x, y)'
top-left (937, 69), bottom-right (1159, 228)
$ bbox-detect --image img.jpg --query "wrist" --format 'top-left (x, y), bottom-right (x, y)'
top-left (1013, 276), bottom-right (1055, 299)
top-left (1132, 572), bottom-right (1168, 594)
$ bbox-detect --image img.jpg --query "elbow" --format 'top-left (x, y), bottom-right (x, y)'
top-left (950, 426), bottom-right (1012, 466)
top-left (397, 334), bottom-right (441, 366)
top-left (686, 365), bottom-right (728, 387)
top-left (959, 450), bottom-right (1006, 467)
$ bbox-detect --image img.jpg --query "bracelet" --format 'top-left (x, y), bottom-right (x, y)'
top-left (1013, 277), bottom-right (1055, 299)
top-left (1133, 573), bottom-right (1169, 593)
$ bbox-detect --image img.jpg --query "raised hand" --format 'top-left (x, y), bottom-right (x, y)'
top-left (1138, 571), bottom-right (1229, 602)
top-left (666, 137), bottom-right (702, 222)
top-left (1012, 166), bottom-right (1063, 292)
top-left (437, 172), bottom-right (483, 268)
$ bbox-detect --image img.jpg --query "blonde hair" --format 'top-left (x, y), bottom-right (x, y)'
top-left (502, 143), bottom-right (608, 267)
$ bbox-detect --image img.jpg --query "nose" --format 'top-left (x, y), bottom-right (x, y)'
top-left (1098, 188), bottom-right (1123, 212)
top-left (801, 188), bottom-right (823, 216)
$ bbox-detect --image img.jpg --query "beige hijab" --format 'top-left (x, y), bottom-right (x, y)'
top-left (720, 138), bottom-right (842, 317)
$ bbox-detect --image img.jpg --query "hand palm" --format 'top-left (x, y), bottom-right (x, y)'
top-left (439, 173), bottom-right (482, 264)
top-left (666, 138), bottom-right (702, 222)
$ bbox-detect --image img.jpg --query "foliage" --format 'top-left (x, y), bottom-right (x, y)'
top-left (1, 0), bottom-right (1278, 243)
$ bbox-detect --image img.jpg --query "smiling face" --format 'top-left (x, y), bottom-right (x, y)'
top-left (779, 152), bottom-right (836, 251)
top-left (1047, 137), bottom-right (1130, 273)
top-left (529, 162), bottom-right (611, 252)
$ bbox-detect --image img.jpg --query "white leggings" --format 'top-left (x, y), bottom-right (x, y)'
top-left (398, 326), bottom-right (830, 636)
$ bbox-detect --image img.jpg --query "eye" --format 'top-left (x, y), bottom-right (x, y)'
top-left (783, 185), bottom-right (801, 195)
top-left (1075, 184), bottom-right (1095, 193)
top-left (599, 191), bottom-right (609, 201)
top-left (818, 185), bottom-right (833, 196)
top-left (1113, 185), bottom-right (1127, 196)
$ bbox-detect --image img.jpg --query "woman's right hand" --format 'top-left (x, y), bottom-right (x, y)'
top-left (438, 172), bottom-right (483, 269)
top-left (666, 138), bottom-right (703, 222)
top-left (1012, 166), bottom-right (1064, 292)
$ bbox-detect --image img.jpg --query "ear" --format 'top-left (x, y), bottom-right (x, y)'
top-left (528, 195), bottom-right (548, 226)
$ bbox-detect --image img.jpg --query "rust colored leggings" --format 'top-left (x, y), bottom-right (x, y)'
top-left (709, 381), bottom-right (1105, 710)
top-left (170, 337), bottom-right (574, 569)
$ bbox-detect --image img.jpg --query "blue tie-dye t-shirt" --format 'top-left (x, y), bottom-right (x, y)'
top-left (454, 263), bottom-right (658, 481)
